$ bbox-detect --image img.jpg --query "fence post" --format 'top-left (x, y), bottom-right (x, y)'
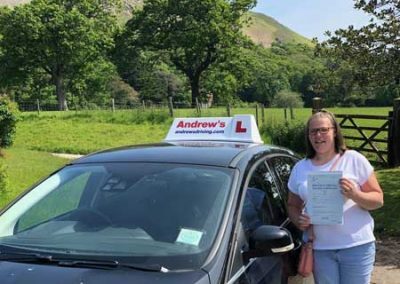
top-left (284, 108), bottom-right (287, 121)
top-left (290, 107), bottom-right (294, 119)
top-left (312, 97), bottom-right (322, 114)
top-left (388, 98), bottom-right (400, 167)
top-left (36, 99), bottom-right (40, 114)
top-left (74, 101), bottom-right (79, 114)
top-left (195, 97), bottom-right (201, 116)
top-left (226, 103), bottom-right (231, 117)
top-left (111, 98), bottom-right (115, 113)
top-left (142, 100), bottom-right (146, 111)
top-left (261, 104), bottom-right (265, 125)
top-left (168, 96), bottom-right (174, 117)
top-left (255, 104), bottom-right (259, 126)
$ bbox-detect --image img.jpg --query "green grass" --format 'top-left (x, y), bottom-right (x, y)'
top-left (373, 168), bottom-right (400, 236)
top-left (16, 120), bottom-right (169, 154)
top-left (11, 107), bottom-right (314, 155)
top-left (15, 110), bottom-right (171, 154)
top-left (0, 148), bottom-right (68, 208)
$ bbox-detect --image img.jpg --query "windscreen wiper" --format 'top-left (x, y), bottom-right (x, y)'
top-left (58, 259), bottom-right (169, 272)
top-left (0, 250), bottom-right (168, 272)
top-left (0, 250), bottom-right (55, 263)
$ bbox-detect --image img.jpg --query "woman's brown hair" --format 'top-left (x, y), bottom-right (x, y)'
top-left (305, 110), bottom-right (346, 159)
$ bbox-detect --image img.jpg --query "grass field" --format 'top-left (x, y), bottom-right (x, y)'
top-left (1, 106), bottom-right (398, 235)
top-left (15, 106), bottom-right (391, 153)
top-left (16, 115), bottom-right (170, 154)
top-left (375, 168), bottom-right (400, 235)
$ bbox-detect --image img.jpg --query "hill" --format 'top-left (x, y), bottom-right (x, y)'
top-left (0, 0), bottom-right (311, 47)
top-left (244, 12), bottom-right (312, 47)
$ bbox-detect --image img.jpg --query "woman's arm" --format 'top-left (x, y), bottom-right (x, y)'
top-left (287, 192), bottom-right (311, 231)
top-left (340, 172), bottom-right (384, 210)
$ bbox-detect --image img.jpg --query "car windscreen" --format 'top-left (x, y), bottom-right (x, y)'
top-left (0, 163), bottom-right (234, 270)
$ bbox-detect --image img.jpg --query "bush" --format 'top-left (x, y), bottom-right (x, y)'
top-left (0, 161), bottom-right (9, 195)
top-left (145, 111), bottom-right (171, 124)
top-left (261, 120), bottom-right (306, 155)
top-left (272, 90), bottom-right (304, 108)
top-left (0, 96), bottom-right (20, 148)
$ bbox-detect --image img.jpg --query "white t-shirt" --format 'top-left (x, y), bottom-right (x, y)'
top-left (288, 150), bottom-right (375, 250)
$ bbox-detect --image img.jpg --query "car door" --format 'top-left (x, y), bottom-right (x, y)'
top-left (266, 155), bottom-right (302, 277)
top-left (225, 155), bottom-right (293, 284)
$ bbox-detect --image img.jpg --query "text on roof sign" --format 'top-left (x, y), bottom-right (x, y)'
top-left (176, 120), bottom-right (226, 129)
top-left (164, 115), bottom-right (263, 144)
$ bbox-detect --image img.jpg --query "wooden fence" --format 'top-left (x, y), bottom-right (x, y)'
top-left (312, 97), bottom-right (400, 168)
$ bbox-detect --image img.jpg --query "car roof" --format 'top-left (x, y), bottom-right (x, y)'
top-left (71, 141), bottom-right (296, 168)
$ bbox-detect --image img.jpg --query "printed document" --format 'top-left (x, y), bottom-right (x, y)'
top-left (306, 171), bottom-right (344, 225)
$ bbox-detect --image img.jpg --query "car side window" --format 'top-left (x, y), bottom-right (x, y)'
top-left (267, 156), bottom-right (297, 202)
top-left (247, 161), bottom-right (287, 227)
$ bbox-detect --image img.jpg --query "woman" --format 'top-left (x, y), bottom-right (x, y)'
top-left (287, 110), bottom-right (383, 284)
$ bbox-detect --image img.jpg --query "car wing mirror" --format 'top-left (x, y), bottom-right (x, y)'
top-left (243, 225), bottom-right (294, 262)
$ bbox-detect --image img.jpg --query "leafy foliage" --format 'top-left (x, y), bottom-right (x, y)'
top-left (0, 0), bottom-right (121, 110)
top-left (122, 0), bottom-right (256, 105)
top-left (237, 42), bottom-right (324, 106)
top-left (2, 0), bottom-right (399, 108)
top-left (0, 96), bottom-right (19, 148)
top-left (0, 160), bottom-right (8, 195)
top-left (272, 90), bottom-right (303, 108)
top-left (108, 76), bottom-right (139, 106)
top-left (261, 121), bottom-right (306, 154)
top-left (317, 0), bottom-right (400, 104)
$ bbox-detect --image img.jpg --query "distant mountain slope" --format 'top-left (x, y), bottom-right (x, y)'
top-left (0, 0), bottom-right (311, 47)
top-left (244, 12), bottom-right (312, 47)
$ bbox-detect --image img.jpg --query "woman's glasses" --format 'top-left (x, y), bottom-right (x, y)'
top-left (309, 127), bottom-right (334, 136)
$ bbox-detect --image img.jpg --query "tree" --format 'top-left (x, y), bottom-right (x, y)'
top-left (0, 0), bottom-right (120, 110)
top-left (123, 0), bottom-right (256, 106)
top-left (236, 44), bottom-right (291, 106)
top-left (272, 90), bottom-right (303, 108)
top-left (107, 76), bottom-right (139, 107)
top-left (202, 43), bottom-right (260, 104)
top-left (318, 0), bottom-right (400, 98)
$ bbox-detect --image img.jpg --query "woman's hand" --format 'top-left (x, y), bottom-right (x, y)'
top-left (288, 192), bottom-right (313, 232)
top-left (339, 177), bottom-right (358, 199)
top-left (340, 174), bottom-right (383, 210)
top-left (297, 212), bottom-right (312, 231)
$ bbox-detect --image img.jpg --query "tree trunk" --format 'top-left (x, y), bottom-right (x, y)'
top-left (55, 74), bottom-right (68, 111)
top-left (189, 75), bottom-right (200, 108)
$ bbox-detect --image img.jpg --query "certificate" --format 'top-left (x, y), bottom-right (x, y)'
top-left (306, 171), bottom-right (344, 225)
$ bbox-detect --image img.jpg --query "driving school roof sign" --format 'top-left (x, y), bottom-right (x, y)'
top-left (164, 115), bottom-right (263, 144)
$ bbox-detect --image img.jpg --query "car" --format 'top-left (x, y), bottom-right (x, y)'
top-left (0, 115), bottom-right (302, 284)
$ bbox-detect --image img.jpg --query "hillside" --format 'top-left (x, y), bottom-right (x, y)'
top-left (244, 12), bottom-right (312, 47)
top-left (0, 0), bottom-right (311, 47)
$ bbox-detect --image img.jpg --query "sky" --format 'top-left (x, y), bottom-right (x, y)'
top-left (252, 0), bottom-right (372, 41)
